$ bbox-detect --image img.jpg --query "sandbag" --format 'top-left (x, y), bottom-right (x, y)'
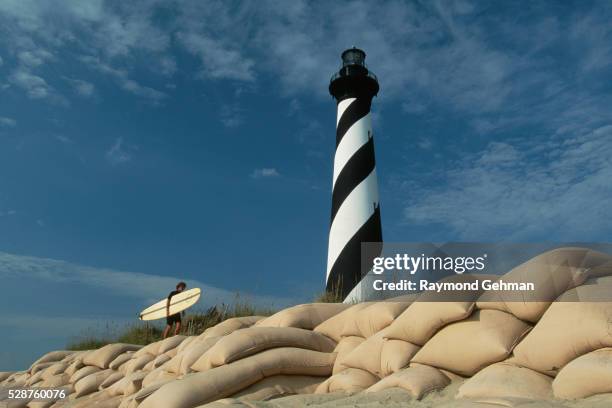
top-left (139, 348), bottom-right (335, 408)
top-left (176, 336), bottom-right (222, 375)
top-left (107, 371), bottom-right (148, 397)
top-left (119, 353), bottom-right (155, 375)
top-left (65, 357), bottom-right (86, 376)
top-left (30, 351), bottom-right (74, 371)
top-left (73, 369), bottom-right (115, 398)
top-left (99, 371), bottom-right (124, 390)
top-left (200, 316), bottom-right (265, 340)
top-left (365, 364), bottom-right (450, 399)
top-left (0, 372), bottom-right (13, 382)
top-left (457, 362), bottom-right (553, 400)
top-left (69, 366), bottom-right (101, 384)
top-left (256, 304), bottom-right (349, 330)
top-left (332, 336), bottom-right (365, 374)
top-left (192, 327), bottom-right (337, 371)
top-left (553, 348), bottom-right (612, 399)
top-left (40, 362), bottom-right (69, 381)
top-left (157, 335), bottom-right (187, 354)
top-left (341, 328), bottom-right (419, 378)
top-left (477, 247), bottom-right (609, 322)
top-left (385, 301), bottom-right (474, 345)
top-left (177, 336), bottom-right (198, 354)
top-left (30, 362), bottom-right (55, 375)
top-left (340, 301), bottom-right (411, 338)
top-left (513, 285), bottom-right (612, 375)
top-left (133, 378), bottom-right (177, 402)
top-left (412, 310), bottom-right (531, 376)
top-left (40, 373), bottom-right (71, 388)
top-left (108, 352), bottom-right (135, 370)
top-left (231, 375), bottom-right (323, 401)
top-left (141, 367), bottom-right (179, 388)
top-left (83, 344), bottom-right (142, 369)
top-left (144, 354), bottom-right (171, 371)
top-left (314, 368), bottom-right (378, 393)
top-left (314, 303), bottom-right (371, 342)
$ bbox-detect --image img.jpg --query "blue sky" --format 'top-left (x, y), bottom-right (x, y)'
top-left (1, 0), bottom-right (612, 370)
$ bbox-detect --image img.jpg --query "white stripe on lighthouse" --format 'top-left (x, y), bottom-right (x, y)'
top-left (336, 98), bottom-right (355, 126)
top-left (326, 168), bottom-right (379, 279)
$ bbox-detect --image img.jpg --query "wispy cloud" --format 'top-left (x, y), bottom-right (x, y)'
top-left (0, 116), bottom-right (17, 127)
top-left (250, 168), bottom-right (281, 179)
top-left (403, 125), bottom-right (612, 241)
top-left (105, 137), bottom-right (131, 166)
top-left (63, 77), bottom-right (95, 98)
top-left (0, 251), bottom-right (294, 308)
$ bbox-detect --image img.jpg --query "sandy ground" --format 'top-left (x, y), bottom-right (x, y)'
top-left (206, 382), bottom-right (612, 408)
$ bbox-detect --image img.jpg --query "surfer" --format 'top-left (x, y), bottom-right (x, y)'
top-left (162, 281), bottom-right (187, 338)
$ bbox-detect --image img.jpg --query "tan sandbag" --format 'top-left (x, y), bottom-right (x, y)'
top-left (0, 371), bottom-right (13, 382)
top-left (30, 362), bottom-right (55, 375)
top-left (141, 366), bottom-right (179, 388)
top-left (133, 378), bottom-right (177, 402)
top-left (192, 327), bottom-right (337, 371)
top-left (108, 352), bottom-right (135, 370)
top-left (134, 341), bottom-right (162, 358)
top-left (73, 369), bottom-right (115, 398)
top-left (553, 348), bottom-right (612, 399)
top-left (457, 362), bottom-right (553, 400)
top-left (40, 362), bottom-right (69, 381)
top-left (256, 303), bottom-right (350, 330)
top-left (165, 347), bottom-right (179, 358)
top-left (139, 348), bottom-right (335, 408)
top-left (40, 373), bottom-right (71, 387)
top-left (107, 371), bottom-right (148, 397)
top-left (119, 353), bottom-right (155, 375)
top-left (340, 301), bottom-right (411, 338)
top-left (313, 303), bottom-right (371, 342)
top-left (144, 353), bottom-right (171, 371)
top-left (177, 336), bottom-right (198, 354)
top-left (365, 364), bottom-right (450, 399)
top-left (69, 366), bottom-right (101, 384)
top-left (412, 310), bottom-right (531, 376)
top-left (157, 335), bottom-right (187, 354)
top-left (314, 368), bottom-right (378, 393)
top-left (341, 328), bottom-right (419, 378)
top-left (30, 351), bottom-right (75, 371)
top-left (385, 301), bottom-right (474, 345)
top-left (25, 369), bottom-right (45, 386)
top-left (64, 357), bottom-right (86, 376)
top-left (98, 371), bottom-right (124, 389)
top-left (477, 247), bottom-right (609, 322)
top-left (83, 344), bottom-right (142, 369)
top-left (177, 336), bottom-right (222, 375)
top-left (231, 375), bottom-right (323, 400)
top-left (513, 285), bottom-right (612, 375)
top-left (200, 316), bottom-right (265, 340)
top-left (332, 335), bottom-right (365, 374)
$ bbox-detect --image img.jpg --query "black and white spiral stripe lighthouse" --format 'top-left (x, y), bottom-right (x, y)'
top-left (326, 48), bottom-right (382, 300)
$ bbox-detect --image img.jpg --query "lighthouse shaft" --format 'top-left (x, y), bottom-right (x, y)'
top-left (326, 48), bottom-right (382, 299)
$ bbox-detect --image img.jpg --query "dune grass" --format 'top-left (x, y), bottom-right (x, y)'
top-left (66, 296), bottom-right (276, 350)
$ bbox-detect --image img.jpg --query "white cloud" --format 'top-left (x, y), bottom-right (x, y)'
top-left (403, 125), bottom-right (612, 241)
top-left (105, 137), bottom-right (131, 165)
top-left (250, 168), bottom-right (281, 179)
top-left (0, 251), bottom-right (294, 308)
top-left (80, 56), bottom-right (165, 103)
top-left (0, 116), bottom-right (17, 127)
top-left (64, 77), bottom-right (95, 97)
top-left (9, 70), bottom-right (51, 99)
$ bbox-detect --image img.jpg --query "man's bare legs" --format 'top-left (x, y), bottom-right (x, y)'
top-left (162, 324), bottom-right (172, 339)
top-left (174, 322), bottom-right (181, 336)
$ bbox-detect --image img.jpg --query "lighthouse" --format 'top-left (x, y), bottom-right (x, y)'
top-left (326, 47), bottom-right (382, 300)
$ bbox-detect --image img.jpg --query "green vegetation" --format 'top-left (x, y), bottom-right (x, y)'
top-left (314, 283), bottom-right (344, 303)
top-left (66, 296), bottom-right (275, 350)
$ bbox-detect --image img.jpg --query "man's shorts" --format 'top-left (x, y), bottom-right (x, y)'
top-left (166, 313), bottom-right (181, 325)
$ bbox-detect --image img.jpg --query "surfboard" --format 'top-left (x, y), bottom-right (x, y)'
top-left (139, 288), bottom-right (201, 321)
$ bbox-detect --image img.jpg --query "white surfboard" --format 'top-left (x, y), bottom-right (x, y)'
top-left (139, 288), bottom-right (201, 321)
